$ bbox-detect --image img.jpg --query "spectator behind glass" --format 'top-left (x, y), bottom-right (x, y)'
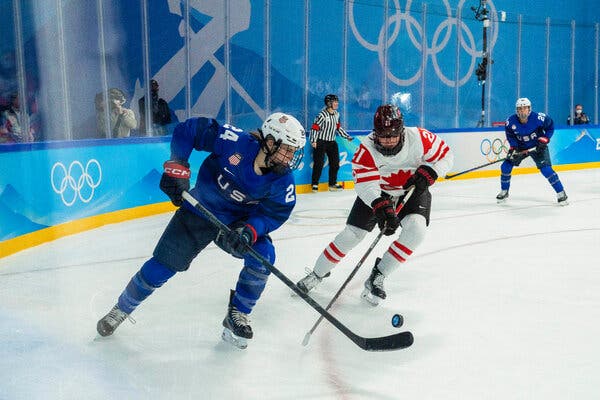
top-left (138, 79), bottom-right (172, 135)
top-left (95, 88), bottom-right (137, 138)
top-left (0, 92), bottom-right (35, 143)
top-left (567, 104), bottom-right (590, 125)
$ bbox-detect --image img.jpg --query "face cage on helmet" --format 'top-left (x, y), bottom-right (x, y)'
top-left (262, 135), bottom-right (305, 174)
top-left (373, 130), bottom-right (405, 156)
top-left (516, 107), bottom-right (531, 120)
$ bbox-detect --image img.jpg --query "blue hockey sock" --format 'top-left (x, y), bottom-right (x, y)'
top-left (540, 166), bottom-right (564, 193)
top-left (118, 258), bottom-right (176, 314)
top-left (500, 161), bottom-right (513, 190)
top-left (233, 266), bottom-right (270, 314)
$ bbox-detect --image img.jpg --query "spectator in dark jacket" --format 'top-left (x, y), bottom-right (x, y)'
top-left (139, 79), bottom-right (172, 135)
top-left (567, 104), bottom-right (590, 125)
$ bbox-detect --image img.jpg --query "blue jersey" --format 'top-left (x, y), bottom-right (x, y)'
top-left (505, 111), bottom-right (554, 150)
top-left (169, 117), bottom-right (297, 238)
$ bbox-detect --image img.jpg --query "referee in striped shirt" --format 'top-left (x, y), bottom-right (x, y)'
top-left (310, 94), bottom-right (353, 192)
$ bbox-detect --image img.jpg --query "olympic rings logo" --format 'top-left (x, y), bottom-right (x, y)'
top-left (349, 0), bottom-right (499, 87)
top-left (51, 160), bottom-right (102, 206)
top-left (480, 138), bottom-right (509, 162)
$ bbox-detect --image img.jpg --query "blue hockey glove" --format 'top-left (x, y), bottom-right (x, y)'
top-left (536, 136), bottom-right (549, 152)
top-left (371, 197), bottom-right (400, 236)
top-left (159, 160), bottom-right (191, 206)
top-left (404, 165), bottom-right (438, 195)
top-left (221, 224), bottom-right (257, 258)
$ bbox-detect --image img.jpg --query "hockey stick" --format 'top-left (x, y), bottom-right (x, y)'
top-left (444, 148), bottom-right (535, 179)
top-left (181, 191), bottom-right (413, 351)
top-left (301, 186), bottom-right (416, 346)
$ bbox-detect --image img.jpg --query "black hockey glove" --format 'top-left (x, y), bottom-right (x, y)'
top-left (221, 224), bottom-right (257, 258)
top-left (371, 197), bottom-right (400, 236)
top-left (506, 148), bottom-right (527, 165)
top-left (159, 160), bottom-right (191, 206)
top-left (404, 165), bottom-right (438, 195)
top-left (536, 136), bottom-right (549, 152)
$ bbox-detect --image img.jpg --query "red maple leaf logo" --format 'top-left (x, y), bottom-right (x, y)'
top-left (381, 170), bottom-right (412, 189)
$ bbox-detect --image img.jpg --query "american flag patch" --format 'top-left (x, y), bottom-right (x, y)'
top-left (228, 153), bottom-right (242, 166)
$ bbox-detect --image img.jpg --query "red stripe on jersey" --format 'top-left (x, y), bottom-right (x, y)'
top-left (425, 142), bottom-right (444, 163)
top-left (336, 122), bottom-right (341, 129)
top-left (388, 247), bottom-right (407, 263)
top-left (438, 145), bottom-right (450, 161)
top-left (426, 143), bottom-right (450, 163)
top-left (355, 175), bottom-right (380, 183)
top-left (329, 243), bottom-right (345, 258)
top-left (312, 123), bottom-right (321, 131)
top-left (418, 128), bottom-right (435, 154)
top-left (352, 144), bottom-right (376, 167)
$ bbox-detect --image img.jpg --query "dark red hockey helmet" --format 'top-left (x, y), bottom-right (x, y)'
top-left (373, 104), bottom-right (405, 156)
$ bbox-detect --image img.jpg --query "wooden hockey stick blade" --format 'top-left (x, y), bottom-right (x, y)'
top-left (181, 191), bottom-right (414, 351)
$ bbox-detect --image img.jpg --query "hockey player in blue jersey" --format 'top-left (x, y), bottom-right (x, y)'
top-left (496, 97), bottom-right (568, 205)
top-left (97, 112), bottom-right (306, 349)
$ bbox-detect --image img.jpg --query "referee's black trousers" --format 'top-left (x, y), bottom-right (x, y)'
top-left (311, 139), bottom-right (340, 186)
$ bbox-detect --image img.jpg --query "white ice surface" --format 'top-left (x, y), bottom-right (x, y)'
top-left (1, 169), bottom-right (599, 400)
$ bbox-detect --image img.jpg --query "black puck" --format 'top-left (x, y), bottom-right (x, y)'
top-left (391, 313), bottom-right (403, 328)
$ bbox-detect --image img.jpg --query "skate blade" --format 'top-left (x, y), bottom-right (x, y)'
top-left (558, 200), bottom-right (569, 206)
top-left (360, 288), bottom-right (381, 306)
top-left (496, 198), bottom-right (508, 204)
top-left (221, 327), bottom-right (248, 349)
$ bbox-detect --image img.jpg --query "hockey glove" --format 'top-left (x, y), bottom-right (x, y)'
top-left (371, 197), bottom-right (400, 236)
top-left (159, 160), bottom-right (191, 206)
top-left (506, 148), bottom-right (527, 165)
top-left (404, 165), bottom-right (438, 195)
top-left (221, 224), bottom-right (257, 258)
top-left (536, 136), bottom-right (549, 152)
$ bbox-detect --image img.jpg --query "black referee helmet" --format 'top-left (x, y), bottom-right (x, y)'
top-left (324, 94), bottom-right (338, 108)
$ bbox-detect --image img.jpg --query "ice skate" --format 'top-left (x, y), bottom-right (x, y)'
top-left (222, 290), bottom-right (253, 349)
top-left (329, 183), bottom-right (343, 192)
top-left (361, 258), bottom-right (386, 306)
top-left (296, 271), bottom-right (324, 294)
top-left (96, 304), bottom-right (132, 337)
top-left (496, 189), bottom-right (509, 203)
top-left (557, 191), bottom-right (568, 206)
top-left (311, 185), bottom-right (319, 193)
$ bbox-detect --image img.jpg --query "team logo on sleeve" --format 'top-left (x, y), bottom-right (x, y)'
top-left (228, 153), bottom-right (242, 166)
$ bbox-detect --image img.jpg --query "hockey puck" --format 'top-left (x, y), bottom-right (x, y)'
top-left (391, 313), bottom-right (403, 328)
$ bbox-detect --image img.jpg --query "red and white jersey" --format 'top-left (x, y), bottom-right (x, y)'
top-left (351, 126), bottom-right (453, 205)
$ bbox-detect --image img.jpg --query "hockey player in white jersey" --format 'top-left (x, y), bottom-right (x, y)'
top-left (297, 104), bottom-right (453, 304)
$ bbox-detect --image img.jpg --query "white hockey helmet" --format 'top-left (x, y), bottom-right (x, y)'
top-left (261, 112), bottom-right (306, 148)
top-left (260, 112), bottom-right (306, 174)
top-left (515, 97), bottom-right (532, 120)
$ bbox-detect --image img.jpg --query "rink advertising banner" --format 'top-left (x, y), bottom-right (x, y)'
top-left (1, 127), bottom-right (599, 255)
top-left (439, 126), bottom-right (600, 176)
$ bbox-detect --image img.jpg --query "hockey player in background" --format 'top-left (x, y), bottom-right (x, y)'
top-left (296, 104), bottom-right (453, 305)
top-left (97, 112), bottom-right (306, 349)
top-left (496, 98), bottom-right (568, 205)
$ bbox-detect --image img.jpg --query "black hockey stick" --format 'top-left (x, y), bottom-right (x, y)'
top-left (181, 191), bottom-right (413, 351)
top-left (301, 186), bottom-right (416, 346)
top-left (444, 148), bottom-right (535, 179)
top-left (444, 158), bottom-right (505, 179)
